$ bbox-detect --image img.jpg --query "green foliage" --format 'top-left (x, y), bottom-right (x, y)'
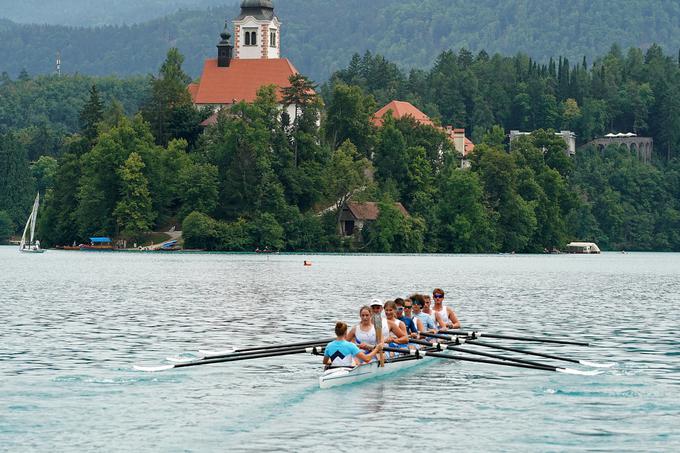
top-left (324, 83), bottom-right (376, 153)
top-left (363, 202), bottom-right (424, 253)
top-left (0, 210), bottom-right (14, 241)
top-left (80, 84), bottom-right (104, 143)
top-left (182, 211), bottom-right (218, 250)
top-left (0, 132), bottom-right (35, 228)
top-left (113, 152), bottom-right (155, 239)
top-left (32, 156), bottom-right (58, 193)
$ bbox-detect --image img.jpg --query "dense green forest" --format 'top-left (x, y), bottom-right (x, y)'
top-left (2, 43), bottom-right (680, 251)
top-left (2, 0), bottom-right (680, 82)
top-left (0, 0), bottom-right (229, 26)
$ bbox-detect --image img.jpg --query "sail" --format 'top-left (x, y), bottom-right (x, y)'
top-left (20, 193), bottom-right (40, 250)
top-left (29, 193), bottom-right (39, 245)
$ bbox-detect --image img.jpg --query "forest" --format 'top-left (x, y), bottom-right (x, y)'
top-left (1, 44), bottom-right (680, 252)
top-left (2, 0), bottom-right (680, 83)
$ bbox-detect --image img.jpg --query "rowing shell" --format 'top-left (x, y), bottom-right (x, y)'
top-left (319, 351), bottom-right (433, 389)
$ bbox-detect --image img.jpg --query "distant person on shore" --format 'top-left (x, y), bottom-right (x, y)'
top-left (323, 322), bottom-right (381, 368)
top-left (432, 288), bottom-right (461, 330)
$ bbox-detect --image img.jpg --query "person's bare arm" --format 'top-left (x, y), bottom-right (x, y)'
top-left (448, 307), bottom-right (461, 329)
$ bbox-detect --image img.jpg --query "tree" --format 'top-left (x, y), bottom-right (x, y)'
top-left (0, 132), bottom-right (35, 227)
top-left (0, 210), bottom-right (14, 241)
top-left (436, 167), bottom-right (497, 252)
top-left (113, 152), bottom-right (155, 239)
top-left (141, 48), bottom-right (194, 146)
top-left (323, 140), bottom-right (372, 228)
top-left (31, 155), bottom-right (58, 193)
top-left (80, 84), bottom-right (104, 143)
top-left (282, 73), bottom-right (319, 167)
top-left (325, 83), bottom-right (376, 154)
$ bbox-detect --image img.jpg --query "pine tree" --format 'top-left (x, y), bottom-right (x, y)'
top-left (80, 84), bottom-right (104, 143)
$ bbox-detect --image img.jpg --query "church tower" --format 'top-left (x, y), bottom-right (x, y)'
top-left (233, 0), bottom-right (281, 60)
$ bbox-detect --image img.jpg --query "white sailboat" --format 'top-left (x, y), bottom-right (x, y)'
top-left (19, 193), bottom-right (45, 254)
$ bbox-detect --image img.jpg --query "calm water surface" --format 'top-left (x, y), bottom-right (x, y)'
top-left (1, 247), bottom-right (679, 452)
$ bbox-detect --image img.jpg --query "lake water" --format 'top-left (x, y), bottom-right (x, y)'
top-left (1, 247), bottom-right (679, 452)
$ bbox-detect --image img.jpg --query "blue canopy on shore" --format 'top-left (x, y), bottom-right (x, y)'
top-left (89, 237), bottom-right (112, 243)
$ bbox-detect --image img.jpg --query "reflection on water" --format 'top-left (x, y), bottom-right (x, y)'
top-left (1, 248), bottom-right (679, 451)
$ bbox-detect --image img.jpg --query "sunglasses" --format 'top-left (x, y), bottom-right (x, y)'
top-left (404, 305), bottom-right (413, 309)
top-left (433, 294), bottom-right (444, 299)
top-left (396, 307), bottom-right (404, 311)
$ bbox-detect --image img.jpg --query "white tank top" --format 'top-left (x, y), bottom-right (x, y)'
top-left (354, 324), bottom-right (377, 345)
top-left (435, 305), bottom-right (450, 325)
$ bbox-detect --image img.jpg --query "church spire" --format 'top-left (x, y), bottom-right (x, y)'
top-left (233, 0), bottom-right (280, 60)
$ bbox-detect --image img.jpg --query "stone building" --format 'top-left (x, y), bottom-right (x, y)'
top-left (584, 133), bottom-right (653, 163)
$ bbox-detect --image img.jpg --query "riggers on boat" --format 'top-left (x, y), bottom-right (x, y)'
top-left (319, 348), bottom-right (433, 389)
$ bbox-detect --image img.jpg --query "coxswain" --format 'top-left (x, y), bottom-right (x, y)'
top-left (323, 322), bottom-right (381, 368)
top-left (432, 288), bottom-right (461, 329)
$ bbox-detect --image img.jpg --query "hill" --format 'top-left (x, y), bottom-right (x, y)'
top-left (0, 0), bottom-right (230, 26)
top-left (1, 0), bottom-right (680, 83)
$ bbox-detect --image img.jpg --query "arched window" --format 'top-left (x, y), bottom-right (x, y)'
top-left (244, 29), bottom-right (257, 46)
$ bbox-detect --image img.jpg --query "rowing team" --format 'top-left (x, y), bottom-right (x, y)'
top-left (323, 288), bottom-right (461, 369)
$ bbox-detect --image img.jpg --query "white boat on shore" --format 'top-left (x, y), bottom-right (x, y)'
top-left (565, 242), bottom-right (601, 254)
top-left (19, 193), bottom-right (45, 254)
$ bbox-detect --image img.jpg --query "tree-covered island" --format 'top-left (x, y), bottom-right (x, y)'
top-left (2, 42), bottom-right (680, 252)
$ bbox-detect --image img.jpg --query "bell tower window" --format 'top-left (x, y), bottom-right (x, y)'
top-left (269, 30), bottom-right (277, 47)
top-left (244, 29), bottom-right (257, 46)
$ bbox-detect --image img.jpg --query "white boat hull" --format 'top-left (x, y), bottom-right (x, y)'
top-left (319, 355), bottom-right (434, 389)
top-left (20, 248), bottom-right (45, 254)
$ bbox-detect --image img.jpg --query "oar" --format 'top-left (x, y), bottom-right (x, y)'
top-left (463, 339), bottom-right (615, 368)
top-left (373, 313), bottom-right (385, 367)
top-left (408, 338), bottom-right (555, 369)
top-left (442, 329), bottom-right (590, 346)
top-left (135, 346), bottom-right (324, 372)
top-left (418, 333), bottom-right (614, 369)
top-left (383, 347), bottom-right (601, 376)
top-left (168, 338), bottom-right (333, 363)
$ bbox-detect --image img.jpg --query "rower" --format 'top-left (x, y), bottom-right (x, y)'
top-left (347, 306), bottom-right (377, 351)
top-left (323, 322), bottom-right (381, 368)
top-left (410, 294), bottom-right (435, 334)
top-left (432, 288), bottom-right (461, 330)
top-left (422, 294), bottom-right (437, 329)
top-left (395, 298), bottom-right (419, 338)
top-left (383, 300), bottom-right (409, 347)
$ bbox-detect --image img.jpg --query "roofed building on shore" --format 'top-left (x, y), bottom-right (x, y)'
top-left (372, 100), bottom-right (475, 157)
top-left (339, 201), bottom-right (409, 236)
top-left (509, 130), bottom-right (577, 156)
top-left (188, 0), bottom-right (301, 125)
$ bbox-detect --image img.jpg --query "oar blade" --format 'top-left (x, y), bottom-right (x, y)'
top-left (556, 367), bottom-right (603, 376)
top-left (133, 364), bottom-right (176, 372)
top-left (579, 360), bottom-right (616, 369)
top-left (197, 348), bottom-right (237, 358)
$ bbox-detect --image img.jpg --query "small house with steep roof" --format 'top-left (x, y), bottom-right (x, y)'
top-left (339, 201), bottom-right (409, 236)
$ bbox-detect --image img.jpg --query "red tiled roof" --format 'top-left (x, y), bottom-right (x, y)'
top-left (346, 202), bottom-right (409, 221)
top-left (465, 138), bottom-right (475, 154)
top-left (373, 100), bottom-right (434, 127)
top-left (191, 58), bottom-right (299, 105)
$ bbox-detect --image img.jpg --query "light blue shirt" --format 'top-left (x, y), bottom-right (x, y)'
top-left (324, 340), bottom-right (361, 367)
top-left (414, 312), bottom-right (436, 331)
